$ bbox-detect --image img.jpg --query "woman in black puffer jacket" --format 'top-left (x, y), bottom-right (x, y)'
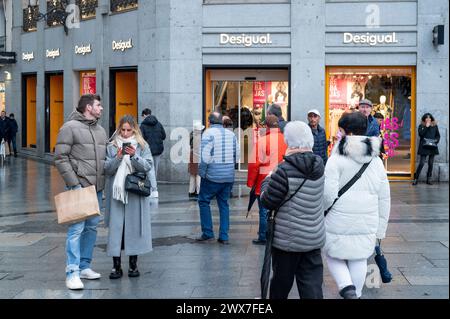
top-left (413, 113), bottom-right (440, 185)
top-left (260, 121), bottom-right (325, 299)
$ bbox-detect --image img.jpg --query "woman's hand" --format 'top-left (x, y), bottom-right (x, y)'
top-left (117, 148), bottom-right (123, 159)
top-left (125, 145), bottom-right (136, 157)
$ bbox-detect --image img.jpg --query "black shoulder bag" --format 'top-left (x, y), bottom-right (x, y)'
top-left (261, 176), bottom-right (308, 299)
top-left (125, 171), bottom-right (151, 197)
top-left (324, 160), bottom-right (372, 216)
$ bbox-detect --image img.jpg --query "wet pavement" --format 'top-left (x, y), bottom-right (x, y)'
top-left (0, 157), bottom-right (448, 299)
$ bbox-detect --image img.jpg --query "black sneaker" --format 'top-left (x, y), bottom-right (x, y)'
top-left (252, 239), bottom-right (266, 245)
top-left (217, 238), bottom-right (229, 245)
top-left (195, 235), bottom-right (214, 242)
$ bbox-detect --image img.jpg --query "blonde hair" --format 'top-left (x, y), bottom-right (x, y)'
top-left (112, 115), bottom-right (148, 149)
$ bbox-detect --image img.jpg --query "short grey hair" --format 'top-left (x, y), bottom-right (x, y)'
top-left (283, 121), bottom-right (314, 149)
top-left (208, 112), bottom-right (222, 125)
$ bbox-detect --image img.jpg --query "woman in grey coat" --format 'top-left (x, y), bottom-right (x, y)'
top-left (104, 115), bottom-right (153, 279)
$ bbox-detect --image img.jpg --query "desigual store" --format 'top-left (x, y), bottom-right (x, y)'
top-left (6, 0), bottom-right (448, 182)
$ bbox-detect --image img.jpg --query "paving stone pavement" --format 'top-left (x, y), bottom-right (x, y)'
top-left (0, 158), bottom-right (448, 299)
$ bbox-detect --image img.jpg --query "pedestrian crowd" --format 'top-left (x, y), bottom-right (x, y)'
top-left (46, 94), bottom-right (437, 298)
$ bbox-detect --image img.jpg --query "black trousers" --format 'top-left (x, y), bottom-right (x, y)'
top-left (270, 247), bottom-right (323, 299)
top-left (415, 154), bottom-right (435, 179)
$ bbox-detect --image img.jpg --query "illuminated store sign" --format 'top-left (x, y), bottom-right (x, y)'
top-left (219, 33), bottom-right (272, 47)
top-left (75, 44), bottom-right (92, 55)
top-left (343, 32), bottom-right (398, 46)
top-left (22, 52), bottom-right (34, 62)
top-left (112, 39), bottom-right (133, 51)
top-left (46, 48), bottom-right (61, 59)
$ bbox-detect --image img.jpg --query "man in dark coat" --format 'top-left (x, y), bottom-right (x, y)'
top-left (140, 108), bottom-right (166, 198)
top-left (307, 109), bottom-right (328, 165)
top-left (358, 99), bottom-right (380, 137)
top-left (7, 113), bottom-right (18, 157)
top-left (0, 110), bottom-right (9, 146)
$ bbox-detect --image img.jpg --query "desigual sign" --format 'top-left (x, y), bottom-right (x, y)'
top-left (75, 44), bottom-right (92, 55)
top-left (343, 32), bottom-right (399, 46)
top-left (22, 52), bottom-right (34, 62)
top-left (220, 33), bottom-right (272, 47)
top-left (46, 48), bottom-right (61, 59)
top-left (112, 39), bottom-right (133, 51)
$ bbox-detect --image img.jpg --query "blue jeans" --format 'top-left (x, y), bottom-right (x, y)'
top-left (65, 186), bottom-right (102, 276)
top-left (257, 196), bottom-right (268, 241)
top-left (198, 178), bottom-right (233, 241)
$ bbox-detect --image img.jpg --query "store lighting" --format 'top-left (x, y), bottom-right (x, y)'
top-left (4, 71), bottom-right (12, 81)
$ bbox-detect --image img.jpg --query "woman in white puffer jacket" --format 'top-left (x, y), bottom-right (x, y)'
top-left (324, 111), bottom-right (390, 299)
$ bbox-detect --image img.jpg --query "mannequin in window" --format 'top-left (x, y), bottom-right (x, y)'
top-left (374, 95), bottom-right (392, 119)
top-left (274, 82), bottom-right (287, 103)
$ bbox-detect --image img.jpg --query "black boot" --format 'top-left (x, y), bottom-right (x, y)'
top-left (128, 255), bottom-right (140, 277)
top-left (339, 285), bottom-right (358, 299)
top-left (412, 173), bottom-right (418, 185)
top-left (109, 256), bottom-right (123, 279)
top-left (426, 175), bottom-right (433, 185)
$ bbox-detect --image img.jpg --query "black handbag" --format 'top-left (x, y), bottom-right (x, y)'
top-left (423, 138), bottom-right (438, 149)
top-left (125, 171), bottom-right (151, 197)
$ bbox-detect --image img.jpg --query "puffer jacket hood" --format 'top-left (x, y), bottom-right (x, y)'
top-left (68, 111), bottom-right (99, 126)
top-left (284, 152), bottom-right (324, 180)
top-left (333, 135), bottom-right (381, 164)
top-left (142, 115), bottom-right (158, 126)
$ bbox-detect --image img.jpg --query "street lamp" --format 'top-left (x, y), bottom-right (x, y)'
top-left (26, 0), bottom-right (69, 35)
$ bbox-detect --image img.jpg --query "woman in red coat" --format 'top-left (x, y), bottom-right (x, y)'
top-left (247, 115), bottom-right (288, 245)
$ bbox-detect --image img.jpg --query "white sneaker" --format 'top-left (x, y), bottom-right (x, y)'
top-left (80, 268), bottom-right (101, 280)
top-left (150, 191), bottom-right (159, 198)
top-left (66, 274), bottom-right (84, 290)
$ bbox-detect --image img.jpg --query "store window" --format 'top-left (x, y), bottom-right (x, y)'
top-left (46, 0), bottom-right (69, 27)
top-left (111, 0), bottom-right (138, 13)
top-left (110, 69), bottom-right (138, 135)
top-left (45, 73), bottom-right (64, 153)
top-left (326, 66), bottom-right (415, 177)
top-left (79, 71), bottom-right (96, 96)
top-left (205, 68), bottom-right (289, 171)
top-left (75, 0), bottom-right (98, 20)
top-left (21, 74), bottom-right (37, 149)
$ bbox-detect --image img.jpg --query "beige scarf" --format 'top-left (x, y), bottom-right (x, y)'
top-left (112, 135), bottom-right (138, 204)
top-left (285, 147), bottom-right (312, 156)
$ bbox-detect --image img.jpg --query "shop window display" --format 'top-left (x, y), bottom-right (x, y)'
top-left (327, 67), bottom-right (414, 176)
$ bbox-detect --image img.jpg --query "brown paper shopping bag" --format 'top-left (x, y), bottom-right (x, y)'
top-left (54, 185), bottom-right (101, 224)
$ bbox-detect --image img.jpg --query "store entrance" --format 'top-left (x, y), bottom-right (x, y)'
top-left (110, 68), bottom-right (138, 136)
top-left (205, 68), bottom-right (289, 171)
top-left (21, 74), bottom-right (37, 149)
top-left (45, 72), bottom-right (64, 153)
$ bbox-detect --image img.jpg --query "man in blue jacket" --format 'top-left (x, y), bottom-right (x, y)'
top-left (197, 112), bottom-right (239, 245)
top-left (359, 99), bottom-right (380, 137)
top-left (307, 109), bottom-right (328, 165)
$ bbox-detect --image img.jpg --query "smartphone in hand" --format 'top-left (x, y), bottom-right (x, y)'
top-left (122, 142), bottom-right (131, 155)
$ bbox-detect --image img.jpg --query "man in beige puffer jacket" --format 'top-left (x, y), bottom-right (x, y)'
top-left (54, 94), bottom-right (108, 290)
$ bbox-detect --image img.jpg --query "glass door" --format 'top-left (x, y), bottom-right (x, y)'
top-left (210, 76), bottom-right (289, 171)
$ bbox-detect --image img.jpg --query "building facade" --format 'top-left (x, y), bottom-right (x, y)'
top-left (5, 0), bottom-right (449, 182)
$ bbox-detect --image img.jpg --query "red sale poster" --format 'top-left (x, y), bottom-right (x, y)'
top-left (329, 77), bottom-right (347, 105)
top-left (253, 81), bottom-right (266, 108)
top-left (81, 72), bottom-right (96, 95)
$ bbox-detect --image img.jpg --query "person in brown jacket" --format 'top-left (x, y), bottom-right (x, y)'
top-left (54, 94), bottom-right (108, 290)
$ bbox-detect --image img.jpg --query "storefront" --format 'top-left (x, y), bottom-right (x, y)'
top-left (7, 0), bottom-right (448, 182)
top-left (205, 68), bottom-right (289, 170)
top-left (0, 82), bottom-right (5, 112)
top-left (326, 66), bottom-right (416, 178)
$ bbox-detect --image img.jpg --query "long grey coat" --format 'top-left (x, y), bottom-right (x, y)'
top-left (104, 142), bottom-right (153, 257)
